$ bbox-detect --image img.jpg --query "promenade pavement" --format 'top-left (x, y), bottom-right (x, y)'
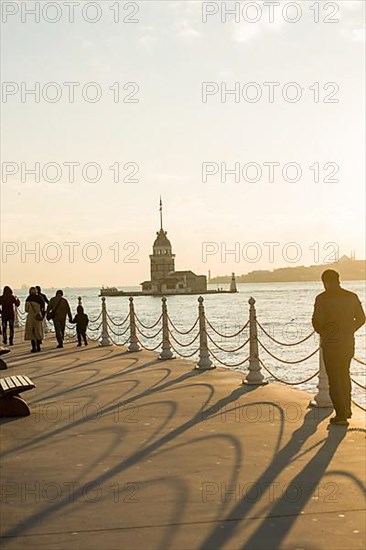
top-left (1, 334), bottom-right (365, 550)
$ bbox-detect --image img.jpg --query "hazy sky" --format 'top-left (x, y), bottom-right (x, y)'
top-left (1, 0), bottom-right (365, 287)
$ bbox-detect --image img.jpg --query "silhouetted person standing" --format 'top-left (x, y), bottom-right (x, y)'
top-left (47, 290), bottom-right (72, 348)
top-left (0, 286), bottom-right (20, 346)
top-left (312, 270), bottom-right (365, 425)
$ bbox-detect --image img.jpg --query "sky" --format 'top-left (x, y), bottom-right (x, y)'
top-left (1, 0), bottom-right (365, 288)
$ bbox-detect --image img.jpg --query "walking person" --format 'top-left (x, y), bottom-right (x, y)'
top-left (46, 290), bottom-right (72, 348)
top-left (25, 287), bottom-right (45, 352)
top-left (0, 286), bottom-right (20, 346)
top-left (70, 305), bottom-right (89, 347)
top-left (312, 270), bottom-right (365, 425)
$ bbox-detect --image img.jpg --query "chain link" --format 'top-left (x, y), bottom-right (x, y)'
top-left (256, 320), bottom-right (315, 347)
top-left (258, 339), bottom-right (319, 364)
top-left (168, 329), bottom-right (200, 348)
top-left (351, 377), bottom-right (366, 390)
top-left (87, 322), bottom-right (103, 332)
top-left (207, 332), bottom-right (250, 353)
top-left (167, 315), bottom-right (199, 335)
top-left (88, 311), bottom-right (102, 324)
top-left (134, 313), bottom-right (162, 330)
top-left (136, 338), bottom-right (163, 352)
top-left (106, 322), bottom-right (130, 337)
top-left (109, 334), bottom-right (130, 347)
top-left (351, 399), bottom-right (366, 412)
top-left (259, 359), bottom-right (319, 385)
top-left (170, 343), bottom-right (200, 358)
top-left (135, 324), bottom-right (163, 340)
top-left (106, 311), bottom-right (130, 327)
top-left (206, 318), bottom-right (249, 339)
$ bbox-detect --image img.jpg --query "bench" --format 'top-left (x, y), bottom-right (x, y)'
top-left (0, 375), bottom-right (36, 417)
top-left (0, 347), bottom-right (10, 370)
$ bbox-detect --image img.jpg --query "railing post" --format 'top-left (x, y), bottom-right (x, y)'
top-left (128, 297), bottom-right (141, 352)
top-left (43, 307), bottom-right (49, 334)
top-left (78, 296), bottom-right (82, 307)
top-left (244, 297), bottom-right (267, 385)
top-left (196, 296), bottom-right (215, 370)
top-left (159, 297), bottom-right (174, 360)
top-left (311, 344), bottom-right (332, 407)
top-left (99, 297), bottom-right (112, 347)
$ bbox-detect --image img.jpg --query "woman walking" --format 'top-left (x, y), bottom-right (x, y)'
top-left (25, 287), bottom-right (45, 353)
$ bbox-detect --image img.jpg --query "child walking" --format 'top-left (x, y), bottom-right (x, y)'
top-left (71, 305), bottom-right (89, 347)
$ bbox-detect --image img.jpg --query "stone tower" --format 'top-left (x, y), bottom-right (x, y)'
top-left (150, 199), bottom-right (175, 281)
top-left (230, 272), bottom-right (237, 293)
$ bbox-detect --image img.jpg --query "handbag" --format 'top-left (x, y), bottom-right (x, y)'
top-left (30, 302), bottom-right (43, 321)
top-left (47, 296), bottom-right (62, 321)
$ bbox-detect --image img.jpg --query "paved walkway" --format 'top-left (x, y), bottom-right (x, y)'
top-left (1, 335), bottom-right (365, 550)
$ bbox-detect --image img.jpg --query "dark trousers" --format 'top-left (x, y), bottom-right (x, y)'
top-left (2, 319), bottom-right (14, 344)
top-left (77, 329), bottom-right (87, 345)
top-left (53, 319), bottom-right (66, 346)
top-left (322, 345), bottom-right (353, 419)
top-left (31, 339), bottom-right (42, 351)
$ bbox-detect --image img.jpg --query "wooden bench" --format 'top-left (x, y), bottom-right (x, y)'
top-left (0, 347), bottom-right (10, 370)
top-left (0, 375), bottom-right (36, 417)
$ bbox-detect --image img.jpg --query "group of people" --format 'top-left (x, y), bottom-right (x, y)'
top-left (0, 286), bottom-right (89, 352)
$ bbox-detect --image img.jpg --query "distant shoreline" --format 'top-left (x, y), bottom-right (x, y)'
top-left (209, 277), bottom-right (366, 284)
top-left (209, 257), bottom-right (366, 285)
top-left (15, 279), bottom-right (366, 293)
top-left (13, 258), bottom-right (366, 291)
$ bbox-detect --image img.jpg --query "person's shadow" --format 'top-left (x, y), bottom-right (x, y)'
top-left (200, 408), bottom-right (347, 550)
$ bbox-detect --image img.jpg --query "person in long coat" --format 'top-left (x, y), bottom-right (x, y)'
top-left (25, 287), bottom-right (45, 352)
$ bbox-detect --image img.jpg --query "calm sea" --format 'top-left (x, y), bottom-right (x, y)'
top-left (14, 281), bottom-right (366, 406)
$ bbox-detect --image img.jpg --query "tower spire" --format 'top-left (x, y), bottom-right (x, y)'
top-left (159, 196), bottom-right (163, 231)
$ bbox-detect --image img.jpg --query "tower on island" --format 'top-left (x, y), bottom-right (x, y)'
top-left (141, 199), bottom-right (207, 295)
top-left (149, 198), bottom-right (176, 282)
top-left (230, 273), bottom-right (237, 293)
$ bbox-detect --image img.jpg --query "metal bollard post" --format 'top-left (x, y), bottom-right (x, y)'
top-left (244, 298), bottom-right (267, 385)
top-left (310, 344), bottom-right (332, 407)
top-left (128, 297), bottom-right (141, 352)
top-left (159, 297), bottom-right (174, 360)
top-left (196, 296), bottom-right (215, 370)
top-left (43, 305), bottom-right (49, 334)
top-left (99, 297), bottom-right (112, 347)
